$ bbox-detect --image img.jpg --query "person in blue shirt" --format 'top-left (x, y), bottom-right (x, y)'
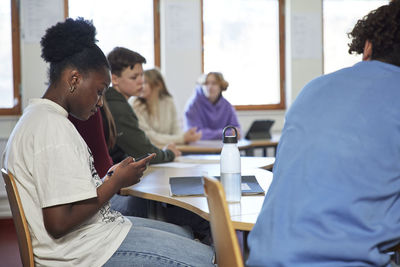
top-left (247, 1), bottom-right (400, 266)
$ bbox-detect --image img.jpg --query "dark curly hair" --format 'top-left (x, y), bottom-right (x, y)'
top-left (348, 0), bottom-right (400, 67)
top-left (107, 47), bottom-right (146, 76)
top-left (40, 17), bottom-right (110, 84)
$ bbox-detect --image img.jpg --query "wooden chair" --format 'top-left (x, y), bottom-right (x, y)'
top-left (261, 162), bottom-right (274, 172)
top-left (1, 168), bottom-right (34, 267)
top-left (203, 176), bottom-right (244, 267)
top-left (385, 243), bottom-right (400, 264)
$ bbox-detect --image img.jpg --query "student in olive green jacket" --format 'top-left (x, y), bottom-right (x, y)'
top-left (104, 47), bottom-right (181, 165)
top-left (104, 47), bottom-right (181, 217)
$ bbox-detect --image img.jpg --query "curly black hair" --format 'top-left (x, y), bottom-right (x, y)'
top-left (40, 17), bottom-right (109, 84)
top-left (348, 0), bottom-right (400, 67)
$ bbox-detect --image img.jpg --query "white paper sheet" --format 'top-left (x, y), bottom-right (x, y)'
top-left (22, 0), bottom-right (64, 43)
top-left (291, 12), bottom-right (322, 59)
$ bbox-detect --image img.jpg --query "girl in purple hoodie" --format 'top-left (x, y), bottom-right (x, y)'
top-left (184, 72), bottom-right (241, 140)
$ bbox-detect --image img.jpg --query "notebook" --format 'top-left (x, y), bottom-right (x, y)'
top-left (169, 175), bottom-right (265, 196)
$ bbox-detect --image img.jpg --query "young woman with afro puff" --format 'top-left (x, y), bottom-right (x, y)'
top-left (3, 17), bottom-right (214, 266)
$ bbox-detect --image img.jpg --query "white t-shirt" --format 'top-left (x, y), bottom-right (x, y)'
top-left (3, 98), bottom-right (131, 266)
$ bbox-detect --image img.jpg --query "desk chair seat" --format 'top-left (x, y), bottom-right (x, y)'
top-left (203, 176), bottom-right (244, 267)
top-left (2, 168), bottom-right (34, 267)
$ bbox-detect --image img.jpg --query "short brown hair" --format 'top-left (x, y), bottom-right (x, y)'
top-left (107, 47), bottom-right (146, 76)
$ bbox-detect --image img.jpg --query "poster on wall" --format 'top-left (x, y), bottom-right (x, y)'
top-left (291, 12), bottom-right (322, 59)
top-left (165, 0), bottom-right (200, 50)
top-left (22, 0), bottom-right (64, 44)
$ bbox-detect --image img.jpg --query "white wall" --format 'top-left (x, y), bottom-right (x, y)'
top-left (0, 0), bottom-right (325, 217)
top-left (286, 0), bottom-right (323, 106)
top-left (160, 0), bottom-right (203, 125)
top-left (159, 0), bottom-right (323, 135)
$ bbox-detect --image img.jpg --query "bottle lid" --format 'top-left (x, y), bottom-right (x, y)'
top-left (223, 126), bottom-right (238, 144)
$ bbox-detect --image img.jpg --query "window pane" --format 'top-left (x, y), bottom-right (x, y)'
top-left (69, 0), bottom-right (154, 68)
top-left (323, 0), bottom-right (388, 74)
top-left (203, 0), bottom-right (280, 106)
top-left (0, 2), bottom-right (14, 108)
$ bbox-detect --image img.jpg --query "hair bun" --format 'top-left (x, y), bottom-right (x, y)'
top-left (41, 17), bottom-right (97, 63)
top-left (221, 80), bottom-right (229, 91)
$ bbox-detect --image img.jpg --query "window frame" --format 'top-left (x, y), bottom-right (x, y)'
top-left (201, 0), bottom-right (286, 111)
top-left (65, 0), bottom-right (161, 67)
top-left (0, 0), bottom-right (22, 116)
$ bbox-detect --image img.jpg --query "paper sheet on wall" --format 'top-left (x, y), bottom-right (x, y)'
top-left (165, 0), bottom-right (198, 50)
top-left (291, 12), bottom-right (322, 59)
top-left (22, 0), bottom-right (64, 43)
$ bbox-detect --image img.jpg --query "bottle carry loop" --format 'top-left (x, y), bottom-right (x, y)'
top-left (223, 126), bottom-right (238, 144)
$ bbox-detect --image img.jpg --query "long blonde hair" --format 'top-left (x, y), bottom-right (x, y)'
top-left (135, 68), bottom-right (172, 116)
top-left (101, 98), bottom-right (117, 150)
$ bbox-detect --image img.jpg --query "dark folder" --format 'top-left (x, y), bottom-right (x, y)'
top-left (245, 120), bottom-right (275, 140)
top-left (169, 175), bottom-right (265, 197)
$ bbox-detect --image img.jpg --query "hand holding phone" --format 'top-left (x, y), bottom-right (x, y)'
top-left (108, 153), bottom-right (156, 189)
top-left (134, 153), bottom-right (156, 169)
top-left (106, 153), bottom-right (155, 177)
top-left (134, 153), bottom-right (153, 162)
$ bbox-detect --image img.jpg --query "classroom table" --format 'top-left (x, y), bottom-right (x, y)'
top-left (174, 139), bottom-right (251, 154)
top-left (244, 134), bottom-right (281, 157)
top-left (120, 155), bottom-right (274, 231)
top-left (175, 134), bottom-right (280, 156)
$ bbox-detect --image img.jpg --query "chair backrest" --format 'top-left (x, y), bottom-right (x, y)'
top-left (203, 176), bottom-right (244, 267)
top-left (1, 168), bottom-right (34, 267)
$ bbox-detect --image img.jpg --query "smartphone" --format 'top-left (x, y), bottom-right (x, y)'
top-left (106, 153), bottom-right (153, 176)
top-left (135, 153), bottom-right (153, 162)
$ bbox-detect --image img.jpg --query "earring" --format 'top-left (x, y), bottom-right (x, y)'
top-left (70, 85), bottom-right (76, 93)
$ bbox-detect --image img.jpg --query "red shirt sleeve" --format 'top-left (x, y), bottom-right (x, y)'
top-left (68, 111), bottom-right (113, 177)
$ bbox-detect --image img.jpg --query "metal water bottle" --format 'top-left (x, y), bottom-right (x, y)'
top-left (220, 126), bottom-right (241, 202)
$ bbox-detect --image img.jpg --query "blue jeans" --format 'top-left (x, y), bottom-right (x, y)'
top-left (103, 216), bottom-right (215, 267)
top-left (110, 194), bottom-right (150, 218)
